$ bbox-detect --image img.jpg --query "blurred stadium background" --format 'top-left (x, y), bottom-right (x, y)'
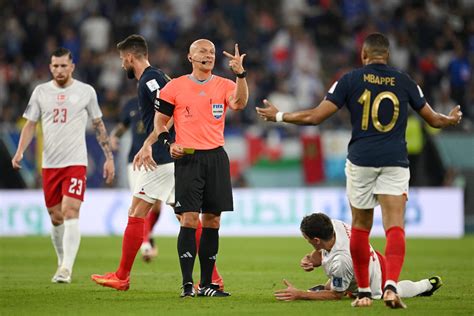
top-left (0, 0), bottom-right (473, 237)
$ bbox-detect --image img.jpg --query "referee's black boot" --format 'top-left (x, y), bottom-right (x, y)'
top-left (180, 282), bottom-right (195, 298)
top-left (197, 283), bottom-right (230, 297)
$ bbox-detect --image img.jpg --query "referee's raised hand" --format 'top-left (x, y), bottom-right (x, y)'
top-left (223, 44), bottom-right (246, 75)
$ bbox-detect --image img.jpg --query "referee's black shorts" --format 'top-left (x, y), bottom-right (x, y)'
top-left (174, 146), bottom-right (233, 214)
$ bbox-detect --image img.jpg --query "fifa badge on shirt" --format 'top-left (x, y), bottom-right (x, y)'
top-left (212, 103), bottom-right (224, 119)
top-left (146, 79), bottom-right (160, 92)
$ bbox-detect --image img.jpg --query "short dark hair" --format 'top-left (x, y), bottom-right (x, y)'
top-left (116, 34), bottom-right (148, 57)
top-left (51, 47), bottom-right (72, 60)
top-left (363, 33), bottom-right (389, 55)
top-left (300, 213), bottom-right (334, 241)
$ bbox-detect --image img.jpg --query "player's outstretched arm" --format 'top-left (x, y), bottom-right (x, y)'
top-left (224, 44), bottom-right (248, 110)
top-left (418, 103), bottom-right (463, 128)
top-left (11, 120), bottom-right (37, 170)
top-left (92, 118), bottom-right (115, 184)
top-left (256, 99), bottom-right (339, 125)
top-left (274, 279), bottom-right (344, 301)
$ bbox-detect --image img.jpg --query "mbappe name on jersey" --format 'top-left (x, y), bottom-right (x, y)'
top-left (363, 74), bottom-right (396, 86)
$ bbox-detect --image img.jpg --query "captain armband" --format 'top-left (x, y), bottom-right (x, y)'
top-left (156, 98), bottom-right (175, 116)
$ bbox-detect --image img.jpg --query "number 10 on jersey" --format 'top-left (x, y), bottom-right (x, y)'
top-left (358, 89), bottom-right (399, 132)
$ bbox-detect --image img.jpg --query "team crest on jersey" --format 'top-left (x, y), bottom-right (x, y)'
top-left (57, 94), bottom-right (66, 102)
top-left (212, 103), bottom-right (224, 119)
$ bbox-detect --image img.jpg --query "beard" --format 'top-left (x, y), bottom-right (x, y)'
top-left (54, 76), bottom-right (69, 87)
top-left (126, 67), bottom-right (135, 79)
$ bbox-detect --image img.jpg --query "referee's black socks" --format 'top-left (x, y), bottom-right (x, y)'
top-left (178, 226), bottom-right (197, 285)
top-left (199, 227), bottom-right (219, 287)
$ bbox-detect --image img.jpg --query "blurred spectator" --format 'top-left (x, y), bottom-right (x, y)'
top-left (80, 9), bottom-right (111, 53)
top-left (98, 49), bottom-right (123, 92)
top-left (1, 0), bottom-right (471, 128)
top-left (132, 0), bottom-right (161, 43)
top-left (448, 43), bottom-right (471, 117)
top-left (1, 0), bottom-right (473, 188)
top-left (61, 26), bottom-right (81, 63)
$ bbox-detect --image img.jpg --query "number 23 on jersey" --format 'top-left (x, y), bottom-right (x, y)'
top-left (53, 108), bottom-right (67, 123)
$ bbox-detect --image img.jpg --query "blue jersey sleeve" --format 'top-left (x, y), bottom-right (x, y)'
top-left (325, 73), bottom-right (351, 109)
top-left (405, 76), bottom-right (426, 111)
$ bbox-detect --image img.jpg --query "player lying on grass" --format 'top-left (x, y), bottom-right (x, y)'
top-left (274, 213), bottom-right (442, 302)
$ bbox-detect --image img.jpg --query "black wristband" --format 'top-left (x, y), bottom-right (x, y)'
top-left (236, 70), bottom-right (247, 78)
top-left (158, 131), bottom-right (172, 148)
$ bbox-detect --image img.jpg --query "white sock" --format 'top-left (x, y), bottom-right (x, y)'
top-left (397, 279), bottom-right (431, 298)
top-left (61, 218), bottom-right (81, 273)
top-left (51, 224), bottom-right (65, 267)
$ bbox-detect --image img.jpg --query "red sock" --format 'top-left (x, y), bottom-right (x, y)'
top-left (385, 226), bottom-right (405, 283)
top-left (350, 227), bottom-right (371, 289)
top-left (212, 265), bottom-right (223, 284)
top-left (196, 220), bottom-right (223, 284)
top-left (143, 211), bottom-right (160, 243)
top-left (116, 216), bottom-right (144, 280)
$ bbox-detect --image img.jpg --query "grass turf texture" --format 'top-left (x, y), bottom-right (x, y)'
top-left (1, 236), bottom-right (473, 315)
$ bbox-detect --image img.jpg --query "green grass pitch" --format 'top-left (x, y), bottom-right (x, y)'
top-left (1, 236), bottom-right (473, 315)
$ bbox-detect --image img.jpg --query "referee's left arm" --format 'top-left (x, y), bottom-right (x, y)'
top-left (229, 76), bottom-right (249, 110)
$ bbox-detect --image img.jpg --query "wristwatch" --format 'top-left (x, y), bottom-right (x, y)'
top-left (236, 70), bottom-right (247, 78)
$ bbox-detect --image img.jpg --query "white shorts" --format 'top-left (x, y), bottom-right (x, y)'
top-left (132, 162), bottom-right (175, 205)
top-left (345, 159), bottom-right (409, 209)
top-left (127, 163), bottom-right (141, 192)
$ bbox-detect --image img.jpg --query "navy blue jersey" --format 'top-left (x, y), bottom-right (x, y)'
top-left (137, 66), bottom-right (174, 164)
top-left (326, 63), bottom-right (426, 167)
top-left (119, 97), bottom-right (146, 163)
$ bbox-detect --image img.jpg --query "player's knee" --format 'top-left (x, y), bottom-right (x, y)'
top-left (180, 213), bottom-right (199, 228)
top-left (201, 213), bottom-right (221, 229)
top-left (129, 197), bottom-right (154, 218)
top-left (128, 206), bottom-right (148, 218)
top-left (50, 216), bottom-right (63, 226)
top-left (62, 206), bottom-right (79, 220)
top-left (351, 210), bottom-right (373, 230)
top-left (151, 201), bottom-right (162, 213)
top-left (351, 216), bottom-right (373, 230)
top-left (48, 209), bottom-right (63, 225)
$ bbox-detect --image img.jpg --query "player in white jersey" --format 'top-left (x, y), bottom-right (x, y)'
top-left (11, 47), bottom-right (115, 284)
top-left (274, 213), bottom-right (442, 301)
